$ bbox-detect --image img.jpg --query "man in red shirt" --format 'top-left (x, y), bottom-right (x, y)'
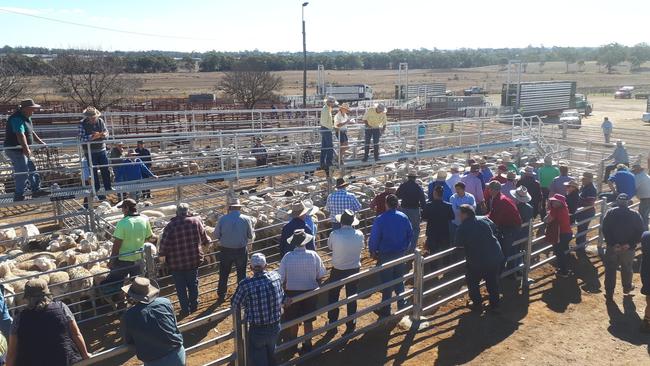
top-left (545, 194), bottom-right (573, 277)
top-left (370, 181), bottom-right (396, 216)
top-left (159, 203), bottom-right (211, 316)
top-left (486, 181), bottom-right (522, 272)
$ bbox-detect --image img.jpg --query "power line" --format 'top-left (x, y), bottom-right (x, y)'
top-left (0, 7), bottom-right (218, 42)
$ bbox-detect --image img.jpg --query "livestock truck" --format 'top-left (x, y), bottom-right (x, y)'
top-left (319, 84), bottom-right (373, 102)
top-left (501, 81), bottom-right (577, 120)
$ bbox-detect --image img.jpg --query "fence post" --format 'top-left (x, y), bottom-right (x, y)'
top-left (144, 244), bottom-right (157, 281)
top-left (598, 159), bottom-right (606, 193)
top-left (522, 219), bottom-right (534, 294)
top-left (175, 185), bottom-right (182, 206)
top-left (411, 249), bottom-right (424, 322)
top-left (232, 306), bottom-right (248, 366)
top-left (562, 122), bottom-right (568, 139)
top-left (597, 200), bottom-right (608, 257)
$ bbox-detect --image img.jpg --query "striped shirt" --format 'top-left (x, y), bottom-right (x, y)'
top-left (278, 247), bottom-right (327, 291)
top-left (326, 189), bottom-right (362, 221)
top-left (231, 270), bottom-right (284, 326)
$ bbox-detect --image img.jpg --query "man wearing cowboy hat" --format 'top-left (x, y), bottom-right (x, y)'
top-left (487, 180), bottom-right (522, 272)
top-left (369, 194), bottom-right (412, 318)
top-left (564, 180), bottom-right (580, 222)
top-left (478, 157), bottom-right (494, 182)
top-left (102, 198), bottom-right (154, 295)
top-left (360, 103), bottom-right (387, 162)
top-left (510, 186), bottom-right (534, 269)
top-left (320, 96), bottom-right (337, 171)
top-left (280, 201), bottom-right (316, 257)
top-left (3, 99), bottom-right (49, 201)
top-left (326, 177), bottom-right (361, 230)
top-left (604, 140), bottom-right (629, 182)
top-left (232, 253), bottom-right (284, 365)
top-left (397, 169), bottom-right (427, 252)
top-left (446, 164), bottom-right (463, 190)
top-left (78, 106), bottom-right (113, 198)
top-left (327, 209), bottom-right (364, 335)
top-left (602, 193), bottom-right (645, 299)
top-left (632, 164), bottom-right (650, 229)
top-left (428, 168), bottom-right (453, 203)
top-left (278, 229), bottom-right (326, 354)
top-left (215, 198), bottom-right (256, 303)
top-left (516, 166), bottom-right (543, 219)
top-left (370, 181), bottom-right (397, 215)
top-left (122, 277), bottom-right (185, 365)
top-left (334, 103), bottom-right (353, 163)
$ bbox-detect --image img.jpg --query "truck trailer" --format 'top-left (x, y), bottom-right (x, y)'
top-left (501, 81), bottom-right (577, 118)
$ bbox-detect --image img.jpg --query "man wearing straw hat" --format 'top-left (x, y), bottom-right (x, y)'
top-left (214, 198), bottom-right (256, 303)
top-left (319, 96), bottom-right (337, 172)
top-left (278, 229), bottom-right (327, 354)
top-left (78, 106), bottom-right (113, 199)
top-left (280, 201), bottom-right (316, 257)
top-left (516, 166), bottom-right (543, 219)
top-left (428, 168), bottom-right (453, 203)
top-left (510, 186), bottom-right (534, 274)
top-left (370, 181), bottom-right (397, 215)
top-left (326, 209), bottom-right (364, 335)
top-left (360, 103), bottom-right (388, 162)
top-left (121, 277), bottom-right (185, 365)
top-left (334, 103), bottom-right (353, 164)
top-left (159, 203), bottom-right (211, 317)
top-left (3, 99), bottom-right (49, 201)
top-left (326, 177), bottom-right (362, 231)
top-left (232, 253), bottom-right (284, 366)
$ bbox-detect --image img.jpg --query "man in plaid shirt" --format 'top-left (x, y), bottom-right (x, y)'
top-left (232, 253), bottom-right (284, 366)
top-left (158, 203), bottom-right (210, 317)
top-left (326, 177), bottom-right (361, 230)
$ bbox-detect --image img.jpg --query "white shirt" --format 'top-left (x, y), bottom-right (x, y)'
top-left (328, 226), bottom-right (364, 270)
top-left (278, 247), bottom-right (327, 291)
top-left (334, 112), bottom-right (349, 131)
top-left (446, 173), bottom-right (461, 192)
top-left (635, 172), bottom-right (650, 199)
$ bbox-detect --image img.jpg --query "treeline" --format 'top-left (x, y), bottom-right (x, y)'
top-left (2, 43), bottom-right (650, 74)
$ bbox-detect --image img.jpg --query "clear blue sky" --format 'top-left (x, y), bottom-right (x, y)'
top-left (1, 0), bottom-right (647, 52)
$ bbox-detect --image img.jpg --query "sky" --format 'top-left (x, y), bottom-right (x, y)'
top-left (1, 0), bottom-right (648, 53)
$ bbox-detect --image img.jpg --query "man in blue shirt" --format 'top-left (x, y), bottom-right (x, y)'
top-left (603, 140), bottom-right (629, 182)
top-left (279, 202), bottom-right (315, 256)
top-left (113, 150), bottom-right (157, 200)
top-left (3, 99), bottom-right (49, 201)
top-left (231, 253), bottom-right (284, 366)
top-left (122, 277), bottom-right (185, 365)
top-left (601, 164), bottom-right (636, 202)
top-left (369, 194), bottom-right (413, 318)
top-left (449, 181), bottom-right (476, 244)
top-left (428, 169), bottom-right (453, 203)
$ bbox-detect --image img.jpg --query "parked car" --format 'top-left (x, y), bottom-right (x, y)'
top-left (463, 86), bottom-right (488, 96)
top-left (558, 109), bottom-right (582, 129)
top-left (614, 86), bottom-right (634, 99)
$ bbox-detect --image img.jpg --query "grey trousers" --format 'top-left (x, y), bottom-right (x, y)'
top-left (604, 247), bottom-right (635, 295)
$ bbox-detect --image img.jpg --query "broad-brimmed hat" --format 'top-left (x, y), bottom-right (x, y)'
top-left (24, 278), bottom-right (51, 299)
top-left (335, 209), bottom-right (360, 226)
top-left (582, 172), bottom-right (594, 180)
top-left (335, 177), bottom-right (349, 188)
top-left (524, 166), bottom-right (535, 174)
top-left (564, 180), bottom-right (580, 189)
top-left (470, 164), bottom-right (480, 173)
top-left (502, 155), bottom-right (512, 163)
top-left (250, 253), bottom-right (267, 268)
top-left (450, 164), bottom-right (460, 173)
top-left (375, 103), bottom-right (387, 113)
top-left (82, 106), bottom-right (101, 118)
top-left (339, 103), bottom-right (351, 112)
top-left (288, 201), bottom-right (310, 217)
top-left (385, 181), bottom-right (396, 189)
top-left (228, 197), bottom-right (243, 208)
top-left (616, 164), bottom-right (628, 170)
top-left (116, 198), bottom-right (137, 210)
top-left (302, 200), bottom-right (320, 216)
top-left (325, 96), bottom-right (338, 105)
top-left (121, 276), bottom-right (159, 304)
top-left (18, 99), bottom-right (41, 109)
top-left (477, 157), bottom-right (487, 165)
top-left (488, 180), bottom-right (502, 191)
top-left (548, 193), bottom-right (567, 205)
top-left (436, 169), bottom-right (448, 181)
top-left (617, 193), bottom-right (629, 202)
top-left (616, 140), bottom-right (625, 146)
top-left (287, 229), bottom-right (314, 247)
top-left (510, 186), bottom-right (531, 203)
top-left (506, 171), bottom-right (519, 180)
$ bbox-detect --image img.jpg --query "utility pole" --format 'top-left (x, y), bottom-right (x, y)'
top-left (302, 2), bottom-right (309, 108)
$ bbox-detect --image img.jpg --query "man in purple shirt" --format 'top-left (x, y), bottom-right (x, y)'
top-left (461, 164), bottom-right (485, 213)
top-left (548, 165), bottom-right (574, 197)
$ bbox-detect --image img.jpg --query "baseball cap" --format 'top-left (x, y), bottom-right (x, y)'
top-left (250, 253), bottom-right (267, 268)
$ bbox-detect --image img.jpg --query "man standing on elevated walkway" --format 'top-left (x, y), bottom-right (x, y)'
top-left (79, 106), bottom-right (112, 201)
top-left (369, 194), bottom-right (412, 319)
top-left (319, 96), bottom-right (337, 173)
top-left (602, 193), bottom-right (644, 301)
top-left (361, 103), bottom-right (387, 162)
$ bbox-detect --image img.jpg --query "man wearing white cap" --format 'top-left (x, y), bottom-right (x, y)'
top-left (320, 96), bottom-right (337, 171)
top-left (279, 229), bottom-right (326, 354)
top-left (360, 103), bottom-right (387, 162)
top-left (232, 253), bottom-right (284, 366)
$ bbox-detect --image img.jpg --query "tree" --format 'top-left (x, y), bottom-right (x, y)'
top-left (628, 43), bottom-right (650, 71)
top-left (0, 59), bottom-right (31, 104)
top-left (597, 43), bottom-right (627, 73)
top-left (217, 60), bottom-right (283, 109)
top-left (557, 47), bottom-right (577, 72)
top-left (577, 60), bottom-right (586, 72)
top-left (182, 56), bottom-right (196, 72)
top-left (538, 60), bottom-right (546, 73)
top-left (51, 54), bottom-right (142, 110)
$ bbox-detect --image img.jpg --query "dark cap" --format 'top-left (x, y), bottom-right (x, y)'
top-left (117, 198), bottom-right (137, 210)
top-left (470, 163), bottom-right (480, 172)
top-left (19, 99), bottom-right (42, 109)
top-left (335, 177), bottom-right (349, 188)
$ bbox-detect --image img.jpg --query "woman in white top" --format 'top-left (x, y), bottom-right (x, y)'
top-left (334, 103), bottom-right (353, 163)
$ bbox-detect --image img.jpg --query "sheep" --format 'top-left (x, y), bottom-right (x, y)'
top-left (0, 225), bottom-right (16, 241)
top-left (47, 270), bottom-right (70, 299)
top-left (65, 266), bottom-right (94, 314)
top-left (20, 224), bottom-right (40, 240)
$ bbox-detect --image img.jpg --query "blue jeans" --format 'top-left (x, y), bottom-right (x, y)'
top-left (87, 150), bottom-right (112, 194)
top-left (144, 346), bottom-right (185, 366)
top-left (377, 252), bottom-right (407, 316)
top-left (5, 149), bottom-right (41, 197)
top-left (248, 322), bottom-right (280, 366)
top-left (101, 260), bottom-right (142, 295)
top-left (400, 207), bottom-right (421, 252)
top-left (639, 198), bottom-right (650, 229)
top-left (172, 269), bottom-right (199, 313)
top-left (363, 128), bottom-right (382, 160)
top-left (320, 127), bottom-right (334, 168)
